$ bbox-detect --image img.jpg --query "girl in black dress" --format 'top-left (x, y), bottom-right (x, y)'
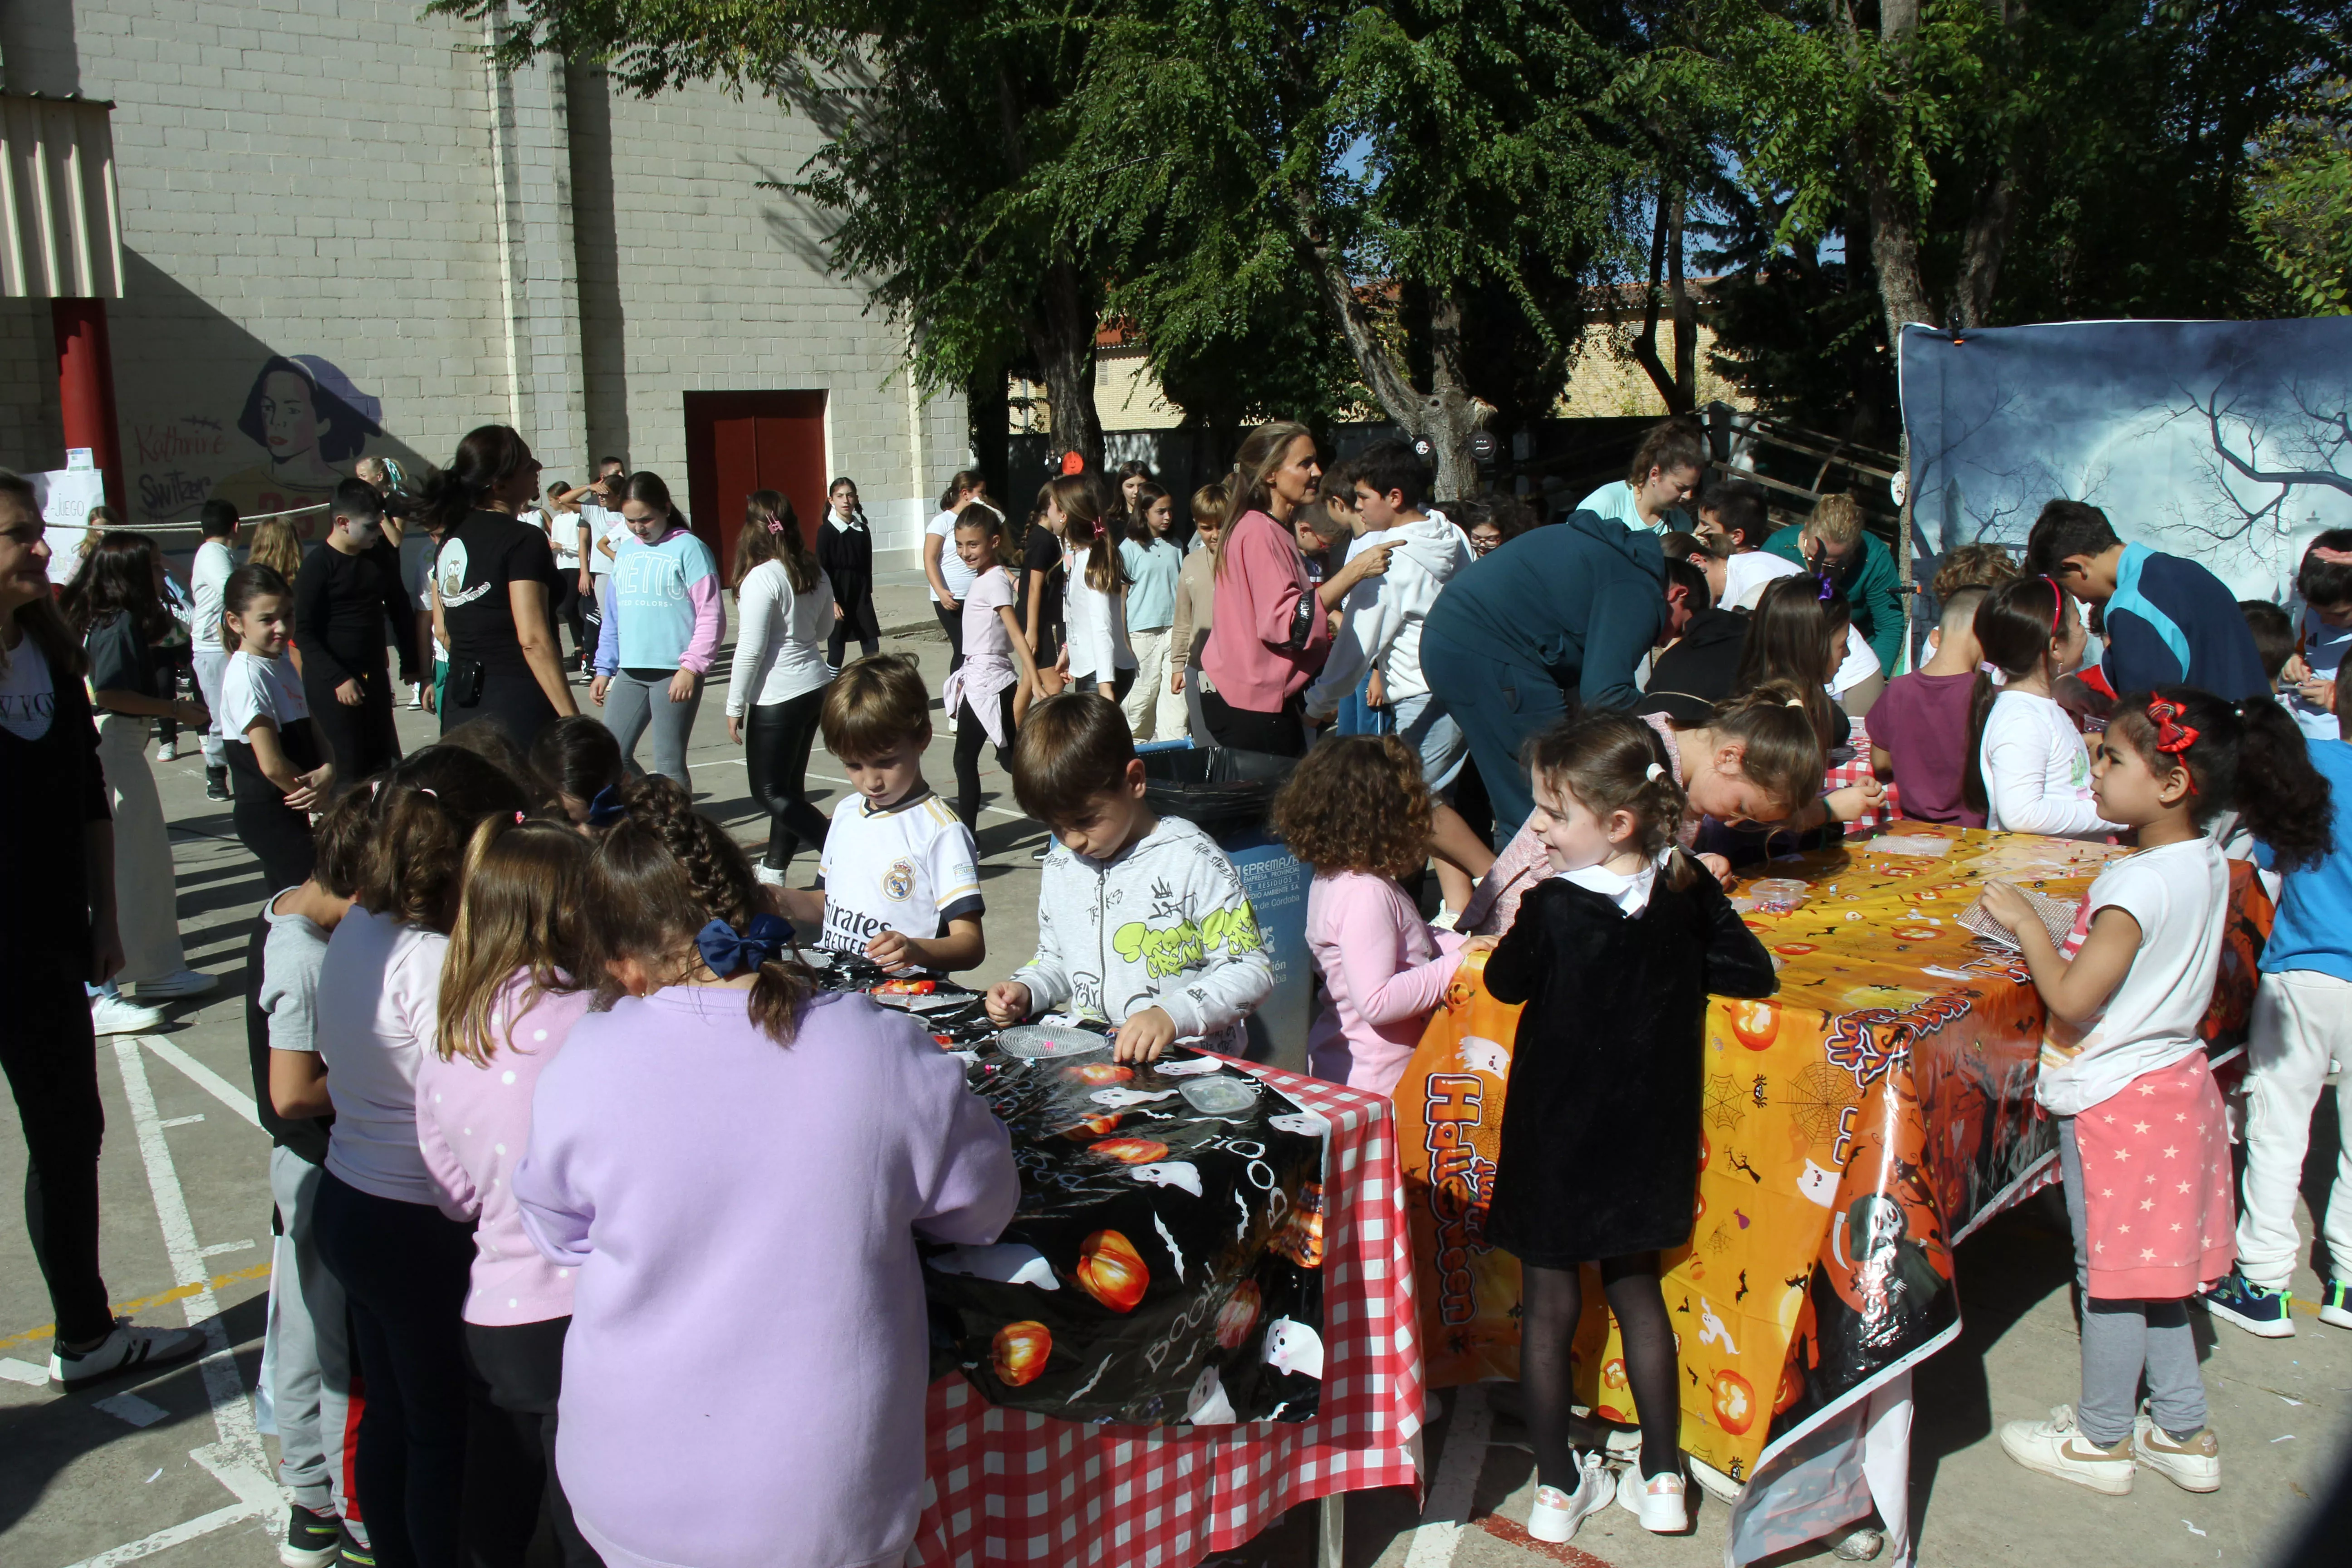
top-left (1484, 712), bottom-right (1776, 1544)
top-left (817, 476), bottom-right (879, 670)
top-left (423, 426), bottom-right (579, 747)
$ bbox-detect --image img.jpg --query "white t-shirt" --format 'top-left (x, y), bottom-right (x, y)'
top-left (585, 505), bottom-right (628, 576)
top-left (1064, 565), bottom-right (1137, 684)
top-left (2290, 608), bottom-right (2348, 741)
top-left (1980, 689), bottom-right (2121, 840)
top-left (535, 508), bottom-right (583, 570)
top-left (927, 509), bottom-right (981, 603)
top-left (2037, 838), bottom-right (2229, 1116)
top-left (191, 538), bottom-right (237, 651)
top-left (221, 649), bottom-right (310, 739)
top-left (1829, 624), bottom-right (1881, 697)
top-left (0, 637), bottom-right (55, 740)
top-left (402, 534), bottom-right (447, 663)
top-left (1726, 549), bottom-right (1806, 611)
top-left (316, 907), bottom-right (451, 1204)
top-left (818, 789), bottom-right (983, 960)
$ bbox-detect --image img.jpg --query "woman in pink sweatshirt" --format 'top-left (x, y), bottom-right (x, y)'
top-left (1274, 735), bottom-right (1494, 1093)
top-left (1200, 420), bottom-right (1332, 756)
top-left (415, 815), bottom-right (601, 1566)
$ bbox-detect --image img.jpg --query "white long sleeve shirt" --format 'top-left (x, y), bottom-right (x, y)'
top-left (1304, 512), bottom-right (1471, 720)
top-left (1063, 563), bottom-right (1136, 686)
top-left (191, 538), bottom-right (236, 651)
top-left (725, 560), bottom-right (835, 716)
top-left (1980, 689), bottom-right (2123, 839)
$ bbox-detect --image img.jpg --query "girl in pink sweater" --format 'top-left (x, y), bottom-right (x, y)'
top-left (1274, 735), bottom-right (1493, 1093)
top-left (416, 815), bottom-right (600, 1566)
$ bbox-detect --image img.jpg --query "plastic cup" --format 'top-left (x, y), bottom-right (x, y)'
top-left (1747, 878), bottom-right (1810, 915)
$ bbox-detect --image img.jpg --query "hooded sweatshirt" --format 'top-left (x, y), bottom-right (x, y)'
top-left (1008, 814), bottom-right (1274, 1053)
top-left (1421, 508), bottom-right (1668, 711)
top-left (1304, 511), bottom-right (1474, 721)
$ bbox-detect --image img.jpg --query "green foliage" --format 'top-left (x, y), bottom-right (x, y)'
top-left (2248, 80), bottom-right (2352, 316)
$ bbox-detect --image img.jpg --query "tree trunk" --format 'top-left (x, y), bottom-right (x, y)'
top-left (1632, 190), bottom-right (1697, 415)
top-left (1954, 166), bottom-right (2021, 329)
top-left (1031, 259), bottom-right (1103, 473)
top-left (966, 360), bottom-right (1011, 503)
top-left (1669, 191), bottom-right (1697, 403)
top-left (1861, 160), bottom-right (1938, 359)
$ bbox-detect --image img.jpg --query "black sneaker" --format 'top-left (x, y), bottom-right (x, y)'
top-left (280, 1504), bottom-right (342, 1568)
top-left (205, 766), bottom-right (231, 801)
top-left (337, 1521), bottom-right (376, 1568)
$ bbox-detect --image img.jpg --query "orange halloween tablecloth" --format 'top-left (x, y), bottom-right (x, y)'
top-left (1393, 825), bottom-right (2270, 1493)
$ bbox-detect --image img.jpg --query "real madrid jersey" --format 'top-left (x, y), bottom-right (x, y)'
top-left (817, 789), bottom-right (984, 960)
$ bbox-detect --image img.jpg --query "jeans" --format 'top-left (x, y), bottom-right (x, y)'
top-left (315, 1169), bottom-right (476, 1568)
top-left (193, 644), bottom-right (229, 769)
top-left (466, 1318), bottom-right (603, 1567)
top-left (1387, 690), bottom-right (1468, 796)
top-left (743, 687), bottom-right (832, 872)
top-left (268, 1147), bottom-right (350, 1516)
top-left (602, 669), bottom-right (704, 793)
top-left (2061, 1118), bottom-right (2208, 1447)
top-left (1, 962), bottom-right (112, 1343)
top-left (2238, 970), bottom-right (2352, 1289)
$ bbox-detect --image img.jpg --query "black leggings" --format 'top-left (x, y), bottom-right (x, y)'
top-left (1521, 1254), bottom-right (1679, 1486)
top-left (1199, 687), bottom-right (1306, 757)
top-left (315, 1170), bottom-right (476, 1568)
top-left (465, 1317), bottom-right (603, 1568)
top-left (935, 602), bottom-right (966, 677)
top-left (2, 962), bottom-right (113, 1344)
top-left (227, 725), bottom-right (320, 892)
top-left (548, 573), bottom-right (586, 666)
top-left (953, 686), bottom-right (1015, 832)
top-left (743, 687), bottom-right (832, 872)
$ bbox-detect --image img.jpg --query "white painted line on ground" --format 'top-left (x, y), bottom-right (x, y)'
top-left (197, 1240), bottom-right (256, 1257)
top-left (93, 1392), bottom-right (169, 1428)
top-left (54, 1502), bottom-right (256, 1568)
top-left (1402, 1382), bottom-right (1492, 1568)
top-left (0, 1355), bottom-right (49, 1387)
top-left (158, 1115), bottom-right (205, 1129)
top-left (141, 1037), bottom-right (261, 1129)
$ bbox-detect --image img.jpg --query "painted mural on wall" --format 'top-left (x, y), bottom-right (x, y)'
top-left (131, 354), bottom-right (384, 535)
top-left (1901, 318), bottom-right (2352, 604)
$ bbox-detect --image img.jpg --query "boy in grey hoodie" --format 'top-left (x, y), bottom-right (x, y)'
top-left (986, 694), bottom-right (1274, 1061)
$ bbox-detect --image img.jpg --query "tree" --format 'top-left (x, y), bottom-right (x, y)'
top-left (2247, 79), bottom-right (2352, 316)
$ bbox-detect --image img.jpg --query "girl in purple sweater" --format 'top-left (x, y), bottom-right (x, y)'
top-left (416, 816), bottom-right (600, 1566)
top-left (514, 778), bottom-right (1019, 1568)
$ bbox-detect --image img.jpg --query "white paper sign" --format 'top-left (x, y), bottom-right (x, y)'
top-left (34, 468), bottom-right (108, 583)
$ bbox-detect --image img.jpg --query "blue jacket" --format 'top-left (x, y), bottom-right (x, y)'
top-left (1421, 510), bottom-right (1666, 711)
top-left (2102, 544), bottom-right (2269, 701)
top-left (2256, 738), bottom-right (2352, 984)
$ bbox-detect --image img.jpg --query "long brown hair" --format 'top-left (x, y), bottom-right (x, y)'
top-left (586, 775), bottom-right (813, 1044)
top-left (736, 490), bottom-right (818, 595)
top-left (436, 817), bottom-right (591, 1066)
top-left (1735, 573), bottom-right (1848, 750)
top-left (1051, 473), bottom-right (1126, 594)
top-left (1961, 574), bottom-right (2072, 817)
top-left (1214, 420), bottom-right (1313, 580)
top-left (62, 531), bottom-right (172, 644)
top-left (359, 746), bottom-right (532, 932)
top-left (248, 517), bottom-right (304, 583)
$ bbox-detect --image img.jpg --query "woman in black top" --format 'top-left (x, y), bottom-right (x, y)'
top-left (816, 475), bottom-right (879, 668)
top-left (422, 426), bottom-right (578, 745)
top-left (63, 532), bottom-right (216, 1000)
top-left (0, 472), bottom-right (204, 1382)
top-left (295, 478), bottom-right (416, 783)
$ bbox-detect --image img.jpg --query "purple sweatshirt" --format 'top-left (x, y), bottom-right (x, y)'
top-left (415, 974), bottom-right (592, 1326)
top-left (514, 986), bottom-right (1019, 1568)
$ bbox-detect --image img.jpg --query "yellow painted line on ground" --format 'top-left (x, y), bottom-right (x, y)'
top-left (0, 1262), bottom-right (271, 1354)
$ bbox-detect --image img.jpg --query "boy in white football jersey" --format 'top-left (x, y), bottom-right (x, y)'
top-left (777, 655), bottom-right (985, 975)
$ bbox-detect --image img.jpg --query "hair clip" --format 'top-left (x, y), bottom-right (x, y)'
top-left (2145, 697), bottom-right (2201, 792)
top-left (585, 784), bottom-right (627, 828)
top-left (1645, 762), bottom-right (1666, 783)
top-left (1816, 574), bottom-right (1835, 603)
top-left (695, 913), bottom-right (794, 977)
top-left (765, 519), bottom-right (784, 535)
top-left (514, 811), bottom-right (527, 823)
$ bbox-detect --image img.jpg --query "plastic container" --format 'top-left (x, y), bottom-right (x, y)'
top-left (1747, 878), bottom-right (1811, 915)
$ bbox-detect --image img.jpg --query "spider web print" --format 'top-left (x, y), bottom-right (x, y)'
top-left (1788, 1061), bottom-right (1852, 1144)
top-left (1703, 1073), bottom-right (1747, 1133)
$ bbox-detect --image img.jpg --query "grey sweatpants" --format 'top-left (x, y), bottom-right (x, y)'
top-left (269, 1146), bottom-right (351, 1514)
top-left (603, 670), bottom-right (704, 792)
top-left (2059, 1117), bottom-right (2208, 1447)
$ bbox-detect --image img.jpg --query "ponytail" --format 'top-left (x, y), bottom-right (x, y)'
top-left (1048, 473), bottom-right (1126, 594)
top-left (422, 424), bottom-right (535, 536)
top-left (1695, 681), bottom-right (1829, 820)
top-left (1962, 575), bottom-right (2073, 817)
top-left (2111, 688), bottom-right (2334, 872)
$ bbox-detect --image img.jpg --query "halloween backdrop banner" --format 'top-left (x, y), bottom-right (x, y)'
top-left (1899, 318), bottom-right (2352, 603)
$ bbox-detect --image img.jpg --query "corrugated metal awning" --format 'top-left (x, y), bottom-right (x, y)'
top-left (1, 93), bottom-right (122, 299)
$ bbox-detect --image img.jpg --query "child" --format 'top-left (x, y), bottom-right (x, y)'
top-left (818, 475), bottom-right (881, 669)
top-left (295, 478), bottom-right (417, 784)
top-left (1274, 735), bottom-right (1489, 1093)
top-left (1049, 474), bottom-right (1136, 704)
top-left (247, 791), bottom-right (372, 1566)
top-left (191, 497), bottom-right (240, 799)
top-left (1117, 482), bottom-right (1187, 740)
top-left (1982, 689), bottom-right (2330, 1495)
top-left (1483, 713), bottom-right (1776, 1542)
top-left (1734, 573), bottom-right (1854, 751)
top-left (220, 564), bottom-right (333, 890)
top-left (1020, 482), bottom-right (1068, 683)
top-left (986, 693), bottom-right (1275, 1062)
top-left (726, 490), bottom-right (837, 881)
top-left (1167, 489), bottom-right (1225, 743)
top-left (591, 470), bottom-right (723, 792)
top-left (2282, 529), bottom-right (2352, 740)
top-left (531, 712), bottom-right (627, 831)
top-left (2022, 498), bottom-right (2270, 701)
top-left (2201, 731), bottom-right (2351, 1337)
top-left (1963, 575), bottom-right (2121, 840)
top-left (416, 815), bottom-right (600, 1566)
top-left (1871, 584), bottom-right (1991, 826)
top-left (310, 747), bottom-right (531, 1568)
top-left (774, 655), bottom-right (985, 973)
top-left (941, 503), bottom-right (1041, 833)
top-left (513, 776), bottom-right (1018, 1568)
top-left (2241, 600), bottom-right (2296, 691)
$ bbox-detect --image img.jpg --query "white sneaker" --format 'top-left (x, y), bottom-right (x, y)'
top-left (754, 863), bottom-right (787, 888)
top-left (49, 1318), bottom-right (204, 1386)
top-left (2132, 1407), bottom-right (2220, 1493)
top-left (1999, 1404), bottom-right (2133, 1494)
top-left (1528, 1451), bottom-right (1611, 1543)
top-left (1428, 904), bottom-right (1460, 933)
top-left (154, 738), bottom-right (178, 761)
top-left (407, 684), bottom-right (423, 710)
top-left (91, 993), bottom-right (167, 1035)
top-left (1616, 1463), bottom-right (1690, 1532)
top-left (132, 968), bottom-right (218, 1001)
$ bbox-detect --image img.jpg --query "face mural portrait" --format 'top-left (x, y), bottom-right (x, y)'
top-left (210, 354), bottom-right (386, 534)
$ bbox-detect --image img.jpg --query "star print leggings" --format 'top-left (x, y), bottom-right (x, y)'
top-left (2059, 1118), bottom-right (2208, 1448)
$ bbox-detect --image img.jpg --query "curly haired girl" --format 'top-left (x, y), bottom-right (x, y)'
top-left (1274, 735), bottom-right (1491, 1093)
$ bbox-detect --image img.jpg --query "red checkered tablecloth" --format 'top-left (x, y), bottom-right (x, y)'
top-left (907, 1066), bottom-right (1424, 1568)
top-left (1825, 714), bottom-right (1896, 837)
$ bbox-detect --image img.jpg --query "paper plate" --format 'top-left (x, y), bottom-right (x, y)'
top-left (997, 1024), bottom-right (1111, 1060)
top-left (1180, 1077), bottom-right (1261, 1116)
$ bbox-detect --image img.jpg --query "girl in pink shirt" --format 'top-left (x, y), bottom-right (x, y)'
top-left (1274, 735), bottom-right (1493, 1093)
top-left (416, 815), bottom-right (600, 1566)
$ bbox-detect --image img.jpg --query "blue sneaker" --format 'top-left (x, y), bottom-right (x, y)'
top-left (2320, 1279), bottom-right (2352, 1331)
top-left (2200, 1271), bottom-right (2294, 1338)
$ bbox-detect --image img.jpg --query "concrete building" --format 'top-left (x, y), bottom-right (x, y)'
top-left (0, 0), bottom-right (969, 569)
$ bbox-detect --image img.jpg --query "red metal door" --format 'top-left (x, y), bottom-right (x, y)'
top-left (683, 391), bottom-right (829, 576)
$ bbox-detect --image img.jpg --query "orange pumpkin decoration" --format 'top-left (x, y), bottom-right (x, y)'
top-left (1215, 1280), bottom-right (1263, 1349)
top-left (1773, 942), bottom-right (1818, 957)
top-left (1075, 1230), bottom-right (1149, 1312)
top-left (1697, 1130), bottom-right (1711, 1171)
top-left (1892, 926), bottom-right (1942, 943)
top-left (992, 1320), bottom-right (1051, 1386)
top-left (1774, 1362), bottom-right (1805, 1415)
top-left (1727, 1000), bottom-right (1781, 1051)
top-left (1060, 1113), bottom-right (1122, 1140)
top-left (874, 979), bottom-right (937, 995)
top-left (1713, 1369), bottom-right (1757, 1435)
top-left (1601, 1356), bottom-right (1629, 1389)
top-left (1090, 1137), bottom-right (1171, 1165)
top-left (1594, 1356), bottom-right (1632, 1422)
top-left (1068, 1062), bottom-right (1134, 1086)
